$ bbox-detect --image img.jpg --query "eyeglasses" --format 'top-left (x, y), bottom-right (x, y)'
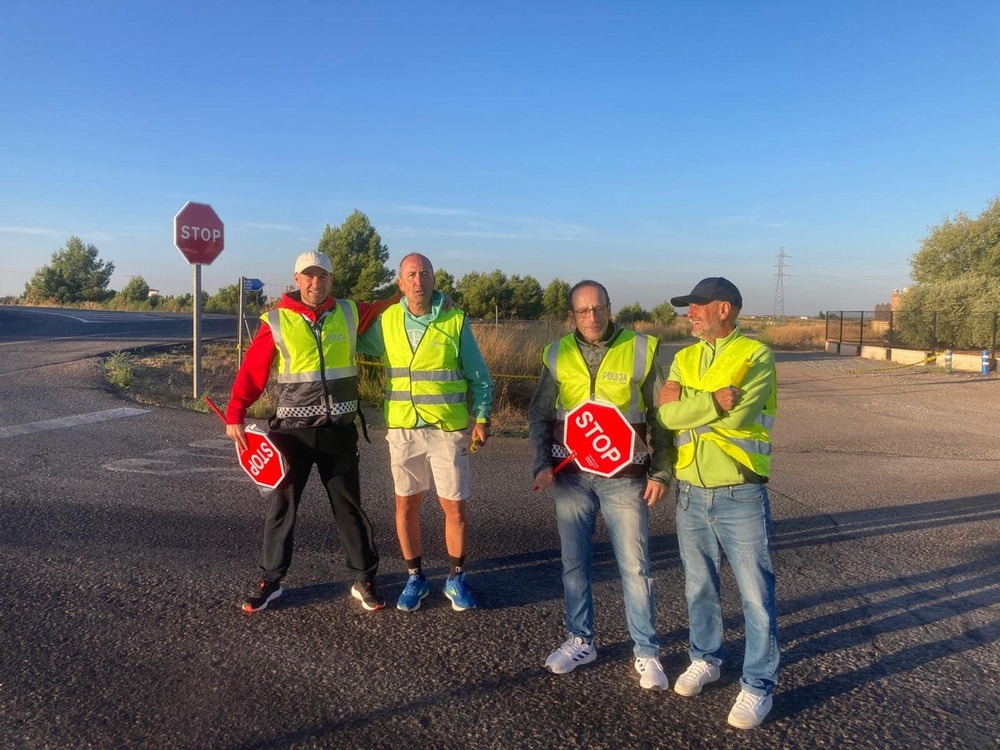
top-left (572, 305), bottom-right (608, 318)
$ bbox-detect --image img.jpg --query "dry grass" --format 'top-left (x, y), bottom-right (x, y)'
top-left (470, 321), bottom-right (567, 432)
top-left (120, 342), bottom-right (278, 419)
top-left (758, 320), bottom-right (826, 350)
top-left (633, 318), bottom-right (692, 341)
top-left (110, 318), bottom-right (698, 434)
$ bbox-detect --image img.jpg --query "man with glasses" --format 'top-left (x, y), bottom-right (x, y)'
top-left (528, 279), bottom-right (674, 690)
top-left (656, 277), bottom-right (779, 729)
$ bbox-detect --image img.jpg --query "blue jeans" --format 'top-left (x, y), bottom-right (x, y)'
top-left (675, 480), bottom-right (779, 696)
top-left (553, 472), bottom-right (659, 658)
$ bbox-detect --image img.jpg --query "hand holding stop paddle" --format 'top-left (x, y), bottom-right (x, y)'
top-left (205, 396), bottom-right (288, 489)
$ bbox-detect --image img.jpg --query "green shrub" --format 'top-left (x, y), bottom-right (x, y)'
top-left (104, 350), bottom-right (136, 389)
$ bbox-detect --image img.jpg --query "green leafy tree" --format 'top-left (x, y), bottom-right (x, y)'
top-left (24, 236), bottom-right (115, 303)
top-left (206, 284), bottom-right (240, 314)
top-left (434, 268), bottom-right (459, 303)
top-left (316, 210), bottom-right (395, 300)
top-left (615, 302), bottom-right (651, 325)
top-left (244, 290), bottom-right (270, 316)
top-left (457, 269), bottom-right (512, 318)
top-left (119, 276), bottom-right (151, 302)
top-left (542, 278), bottom-right (571, 319)
top-left (910, 196), bottom-right (1000, 284)
top-left (509, 274), bottom-right (543, 319)
top-left (898, 196), bottom-right (1000, 347)
top-left (650, 302), bottom-right (677, 326)
top-left (896, 274), bottom-right (1000, 348)
top-left (159, 293), bottom-right (194, 313)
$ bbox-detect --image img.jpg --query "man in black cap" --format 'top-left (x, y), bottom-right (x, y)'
top-left (655, 277), bottom-right (779, 729)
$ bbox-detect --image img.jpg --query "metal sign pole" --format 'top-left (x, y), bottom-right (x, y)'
top-left (237, 276), bottom-right (245, 367)
top-left (193, 264), bottom-right (202, 399)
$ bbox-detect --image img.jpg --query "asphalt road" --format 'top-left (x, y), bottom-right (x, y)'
top-left (1, 309), bottom-right (999, 749)
top-left (0, 305), bottom-right (237, 373)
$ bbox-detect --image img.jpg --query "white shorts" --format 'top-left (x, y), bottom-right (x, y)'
top-left (385, 427), bottom-right (472, 501)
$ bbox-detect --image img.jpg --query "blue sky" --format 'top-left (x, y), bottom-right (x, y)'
top-left (2, 1), bottom-right (998, 315)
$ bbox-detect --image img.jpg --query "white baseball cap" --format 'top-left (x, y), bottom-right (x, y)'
top-left (294, 251), bottom-right (333, 274)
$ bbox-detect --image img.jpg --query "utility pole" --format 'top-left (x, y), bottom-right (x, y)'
top-left (773, 248), bottom-right (787, 320)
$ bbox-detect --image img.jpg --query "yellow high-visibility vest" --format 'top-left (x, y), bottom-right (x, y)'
top-left (381, 305), bottom-right (469, 431)
top-left (263, 300), bottom-right (358, 428)
top-left (543, 329), bottom-right (657, 422)
top-left (542, 330), bottom-right (657, 472)
top-left (672, 336), bottom-right (776, 476)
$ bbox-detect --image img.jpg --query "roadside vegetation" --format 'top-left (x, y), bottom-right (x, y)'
top-left (102, 349), bottom-right (137, 389)
top-left (102, 316), bottom-right (696, 433)
top-left (757, 320), bottom-right (827, 350)
top-left (37, 206), bottom-right (833, 421)
top-left (12, 211), bottom-right (684, 327)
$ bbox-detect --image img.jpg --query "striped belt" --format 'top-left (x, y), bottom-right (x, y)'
top-left (276, 399), bottom-right (359, 419)
top-left (551, 443), bottom-right (648, 464)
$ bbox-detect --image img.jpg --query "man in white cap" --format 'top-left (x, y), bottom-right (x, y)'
top-left (225, 251), bottom-right (394, 613)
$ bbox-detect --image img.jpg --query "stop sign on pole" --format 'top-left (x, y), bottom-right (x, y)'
top-left (174, 201), bottom-right (225, 265)
top-left (237, 424), bottom-right (287, 489)
top-left (563, 400), bottom-right (636, 477)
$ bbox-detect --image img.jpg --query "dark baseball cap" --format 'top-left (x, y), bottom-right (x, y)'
top-left (670, 277), bottom-right (743, 308)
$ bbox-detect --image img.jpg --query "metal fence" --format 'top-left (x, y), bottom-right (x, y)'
top-left (825, 310), bottom-right (1000, 351)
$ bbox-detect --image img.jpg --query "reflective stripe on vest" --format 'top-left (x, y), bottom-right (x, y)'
top-left (674, 425), bottom-right (772, 456)
top-left (262, 300), bottom-right (359, 428)
top-left (381, 305), bottom-right (470, 430)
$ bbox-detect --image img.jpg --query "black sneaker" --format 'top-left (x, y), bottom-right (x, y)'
top-left (350, 579), bottom-right (385, 611)
top-left (242, 579), bottom-right (283, 613)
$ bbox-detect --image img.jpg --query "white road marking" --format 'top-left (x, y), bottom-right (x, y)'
top-left (103, 440), bottom-right (245, 480)
top-left (0, 407), bottom-right (151, 439)
top-left (103, 458), bottom-right (239, 477)
top-left (13, 309), bottom-right (96, 323)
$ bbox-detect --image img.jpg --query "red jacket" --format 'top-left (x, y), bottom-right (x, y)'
top-left (225, 291), bottom-right (393, 424)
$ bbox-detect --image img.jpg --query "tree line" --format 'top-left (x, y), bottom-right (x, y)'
top-left (16, 210), bottom-right (677, 324)
top-left (20, 196), bottom-right (998, 331)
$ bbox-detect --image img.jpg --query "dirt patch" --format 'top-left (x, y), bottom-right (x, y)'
top-left (106, 341), bottom-right (386, 430)
top-left (108, 341), bottom-right (273, 418)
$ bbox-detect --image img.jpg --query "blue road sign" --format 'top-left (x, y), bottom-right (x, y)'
top-left (242, 278), bottom-right (265, 292)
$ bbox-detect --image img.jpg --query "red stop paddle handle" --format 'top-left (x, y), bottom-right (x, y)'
top-left (204, 396), bottom-right (226, 423)
top-left (533, 451), bottom-right (578, 491)
top-left (553, 451), bottom-right (578, 476)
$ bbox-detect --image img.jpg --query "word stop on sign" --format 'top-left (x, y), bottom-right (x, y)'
top-left (180, 225), bottom-right (223, 242)
top-left (563, 400), bottom-right (636, 477)
top-left (242, 441), bottom-right (275, 476)
top-left (574, 410), bottom-right (623, 462)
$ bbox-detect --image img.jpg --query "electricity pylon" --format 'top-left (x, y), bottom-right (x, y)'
top-left (773, 248), bottom-right (787, 319)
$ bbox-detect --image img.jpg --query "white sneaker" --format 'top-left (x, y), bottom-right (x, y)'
top-left (674, 660), bottom-right (721, 697)
top-left (727, 690), bottom-right (773, 729)
top-left (634, 656), bottom-right (669, 690)
top-left (545, 635), bottom-right (597, 674)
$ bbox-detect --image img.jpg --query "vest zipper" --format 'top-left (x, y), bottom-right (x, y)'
top-left (312, 313), bottom-right (332, 420)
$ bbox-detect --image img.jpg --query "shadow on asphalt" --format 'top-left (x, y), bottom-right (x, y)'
top-left (769, 492), bottom-right (1000, 720)
top-left (773, 493), bottom-right (1000, 551)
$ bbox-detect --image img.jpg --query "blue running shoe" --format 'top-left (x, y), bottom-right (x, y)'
top-left (396, 574), bottom-right (430, 612)
top-left (443, 573), bottom-right (476, 612)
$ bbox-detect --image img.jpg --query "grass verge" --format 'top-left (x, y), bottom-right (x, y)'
top-left (101, 319), bottom-right (735, 434)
